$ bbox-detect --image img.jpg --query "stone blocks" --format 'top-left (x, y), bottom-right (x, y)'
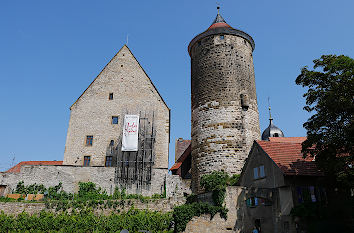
top-left (190, 34), bottom-right (260, 192)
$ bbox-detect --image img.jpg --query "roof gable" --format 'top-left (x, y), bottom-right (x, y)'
top-left (170, 144), bottom-right (191, 171)
top-left (256, 140), bottom-right (323, 176)
top-left (70, 45), bottom-right (169, 110)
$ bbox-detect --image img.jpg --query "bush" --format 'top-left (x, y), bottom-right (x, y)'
top-left (172, 202), bottom-right (227, 233)
top-left (13, 181), bottom-right (46, 195)
top-left (200, 171), bottom-right (228, 192)
top-left (0, 209), bottom-right (173, 233)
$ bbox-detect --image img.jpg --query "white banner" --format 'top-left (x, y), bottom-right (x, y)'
top-left (121, 115), bottom-right (140, 151)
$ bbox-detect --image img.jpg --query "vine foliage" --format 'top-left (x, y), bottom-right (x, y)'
top-left (172, 170), bottom-right (239, 232)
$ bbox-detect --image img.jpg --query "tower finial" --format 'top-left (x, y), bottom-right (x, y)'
top-left (268, 97), bottom-right (273, 122)
top-left (216, 2), bottom-right (220, 14)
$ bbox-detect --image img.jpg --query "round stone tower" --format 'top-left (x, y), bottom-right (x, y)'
top-left (188, 9), bottom-right (260, 192)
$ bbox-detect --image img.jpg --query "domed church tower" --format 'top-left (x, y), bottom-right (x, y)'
top-left (188, 8), bottom-right (260, 192)
top-left (261, 107), bottom-right (284, 140)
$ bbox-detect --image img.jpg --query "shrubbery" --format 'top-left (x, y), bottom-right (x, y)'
top-left (3, 172), bottom-right (239, 232)
top-left (200, 171), bottom-right (240, 207)
top-left (0, 209), bottom-right (172, 233)
top-left (172, 202), bottom-right (227, 233)
top-left (172, 171), bottom-right (237, 232)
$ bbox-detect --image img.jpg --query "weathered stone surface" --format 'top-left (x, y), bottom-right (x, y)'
top-left (0, 165), bottom-right (190, 197)
top-left (184, 186), bottom-right (245, 232)
top-left (190, 34), bottom-right (261, 192)
top-left (184, 214), bottom-right (232, 233)
top-left (63, 45), bottom-right (170, 170)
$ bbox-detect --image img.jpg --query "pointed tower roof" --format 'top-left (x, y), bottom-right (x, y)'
top-left (188, 7), bottom-right (255, 55)
top-left (261, 107), bottom-right (285, 140)
top-left (208, 7), bottom-right (232, 30)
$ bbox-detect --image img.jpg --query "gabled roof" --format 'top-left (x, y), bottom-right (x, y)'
top-left (175, 139), bottom-right (191, 160)
top-left (5, 161), bottom-right (63, 173)
top-left (256, 140), bottom-right (323, 176)
top-left (170, 143), bottom-right (191, 171)
top-left (70, 45), bottom-right (169, 111)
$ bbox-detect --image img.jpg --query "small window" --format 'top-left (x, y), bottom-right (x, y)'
top-left (253, 167), bottom-right (259, 179)
top-left (220, 35), bottom-right (224, 40)
top-left (259, 165), bottom-right (265, 178)
top-left (254, 165), bottom-right (265, 179)
top-left (105, 156), bottom-right (113, 167)
top-left (109, 140), bottom-right (114, 146)
top-left (83, 156), bottom-right (91, 166)
top-left (246, 197), bottom-right (258, 207)
top-left (246, 197), bottom-right (271, 207)
top-left (109, 93), bottom-right (113, 100)
top-left (112, 116), bottom-right (119, 124)
top-left (273, 133), bottom-right (279, 137)
top-left (86, 136), bottom-right (93, 146)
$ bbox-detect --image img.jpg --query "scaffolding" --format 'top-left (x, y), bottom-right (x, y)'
top-left (109, 111), bottom-right (156, 190)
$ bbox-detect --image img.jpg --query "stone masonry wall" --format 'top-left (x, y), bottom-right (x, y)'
top-left (0, 165), bottom-right (187, 197)
top-left (1, 185), bottom-right (288, 232)
top-left (63, 45), bottom-right (170, 170)
top-left (190, 34), bottom-right (260, 191)
top-left (184, 186), bottom-right (245, 232)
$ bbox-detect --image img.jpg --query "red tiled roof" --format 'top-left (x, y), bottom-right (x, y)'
top-left (208, 22), bottom-right (232, 30)
top-left (170, 144), bottom-right (191, 171)
top-left (170, 162), bottom-right (182, 171)
top-left (5, 161), bottom-right (63, 173)
top-left (269, 137), bottom-right (307, 143)
top-left (256, 140), bottom-right (323, 176)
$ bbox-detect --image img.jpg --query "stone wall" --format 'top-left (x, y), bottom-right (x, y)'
top-left (63, 45), bottom-right (170, 170)
top-left (0, 197), bottom-right (185, 216)
top-left (185, 186), bottom-right (297, 233)
top-left (166, 174), bottom-right (192, 197)
top-left (0, 165), bottom-right (189, 197)
top-left (185, 186), bottom-right (245, 232)
top-left (190, 33), bottom-right (260, 192)
top-left (0, 185), bottom-right (294, 232)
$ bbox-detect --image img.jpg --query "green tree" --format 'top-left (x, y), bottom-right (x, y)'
top-left (296, 54), bottom-right (354, 191)
top-left (295, 55), bottom-right (354, 232)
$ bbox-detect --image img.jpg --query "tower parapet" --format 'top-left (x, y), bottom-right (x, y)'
top-left (189, 9), bottom-right (261, 192)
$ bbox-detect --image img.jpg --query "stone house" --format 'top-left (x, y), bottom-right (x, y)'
top-left (239, 137), bottom-right (325, 233)
top-left (63, 44), bottom-right (170, 169)
top-left (0, 45), bottom-right (187, 197)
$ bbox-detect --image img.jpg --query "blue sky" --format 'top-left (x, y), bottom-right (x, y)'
top-left (0, 0), bottom-right (353, 171)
